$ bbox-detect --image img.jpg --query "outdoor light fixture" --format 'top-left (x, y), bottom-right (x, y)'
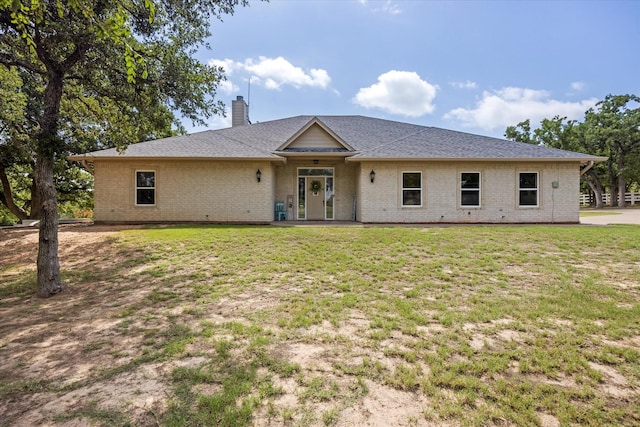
top-left (370, 169), bottom-right (376, 183)
top-left (256, 169), bottom-right (262, 183)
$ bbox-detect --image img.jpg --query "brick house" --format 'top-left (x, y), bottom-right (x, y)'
top-left (70, 96), bottom-right (604, 224)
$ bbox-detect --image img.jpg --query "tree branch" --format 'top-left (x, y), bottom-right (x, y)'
top-left (0, 54), bottom-right (46, 75)
top-left (0, 164), bottom-right (28, 220)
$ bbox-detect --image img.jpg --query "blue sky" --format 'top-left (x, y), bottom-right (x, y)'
top-left (192, 0), bottom-right (639, 138)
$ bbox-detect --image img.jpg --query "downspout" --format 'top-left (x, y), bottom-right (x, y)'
top-left (580, 160), bottom-right (594, 176)
top-left (81, 160), bottom-right (94, 176)
top-left (578, 160), bottom-right (595, 213)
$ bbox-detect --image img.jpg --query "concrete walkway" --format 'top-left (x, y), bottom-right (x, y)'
top-left (580, 208), bottom-right (640, 225)
top-left (276, 210), bottom-right (640, 226)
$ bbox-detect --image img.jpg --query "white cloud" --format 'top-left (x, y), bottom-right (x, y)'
top-left (209, 58), bottom-right (238, 75)
top-left (377, 1), bottom-right (402, 15)
top-left (208, 60), bottom-right (240, 95)
top-left (245, 57), bottom-right (331, 89)
top-left (217, 79), bottom-right (239, 96)
top-left (207, 106), bottom-right (232, 129)
top-left (450, 80), bottom-right (477, 89)
top-left (444, 87), bottom-right (598, 131)
top-left (210, 56), bottom-right (331, 91)
top-left (571, 81), bottom-right (585, 91)
top-left (353, 70), bottom-right (438, 117)
top-left (359, 0), bottom-right (401, 14)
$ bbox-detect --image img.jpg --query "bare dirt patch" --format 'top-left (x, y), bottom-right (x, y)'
top-left (1, 225), bottom-right (638, 426)
top-left (0, 224), bottom-right (160, 426)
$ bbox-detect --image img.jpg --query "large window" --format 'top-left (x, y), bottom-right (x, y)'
top-left (136, 171), bottom-right (155, 205)
top-left (460, 172), bottom-right (481, 207)
top-left (402, 172), bottom-right (422, 207)
top-left (518, 172), bottom-right (538, 207)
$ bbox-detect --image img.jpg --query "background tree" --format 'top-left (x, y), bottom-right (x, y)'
top-left (0, 65), bottom-right (179, 224)
top-left (0, 0), bottom-right (248, 297)
top-left (583, 94), bottom-right (640, 207)
top-left (505, 116), bottom-right (606, 208)
top-left (504, 119), bottom-right (534, 145)
top-left (504, 94), bottom-right (640, 209)
top-left (0, 66), bottom-right (30, 221)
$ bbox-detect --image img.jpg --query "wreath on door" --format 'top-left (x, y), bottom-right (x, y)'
top-left (310, 180), bottom-right (322, 193)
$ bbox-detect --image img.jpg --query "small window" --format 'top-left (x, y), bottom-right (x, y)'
top-left (518, 172), bottom-right (538, 207)
top-left (136, 171), bottom-right (155, 205)
top-left (461, 172), bottom-right (481, 207)
top-left (402, 172), bottom-right (422, 207)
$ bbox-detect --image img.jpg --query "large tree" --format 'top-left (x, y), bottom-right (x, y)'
top-left (0, 0), bottom-right (247, 297)
top-left (505, 116), bottom-right (608, 208)
top-left (0, 64), bottom-right (178, 223)
top-left (583, 94), bottom-right (640, 207)
top-left (504, 94), bottom-right (640, 209)
top-left (0, 66), bottom-right (30, 220)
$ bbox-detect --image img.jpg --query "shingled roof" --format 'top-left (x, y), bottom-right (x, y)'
top-left (70, 115), bottom-right (605, 163)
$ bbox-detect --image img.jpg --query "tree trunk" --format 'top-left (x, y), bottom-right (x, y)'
top-left (608, 160), bottom-right (618, 207)
top-left (585, 169), bottom-right (604, 209)
top-left (35, 69), bottom-right (67, 297)
top-left (618, 152), bottom-right (626, 208)
top-left (29, 163), bottom-right (42, 220)
top-left (35, 154), bottom-right (66, 297)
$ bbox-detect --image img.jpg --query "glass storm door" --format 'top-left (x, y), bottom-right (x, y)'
top-left (297, 168), bottom-right (334, 220)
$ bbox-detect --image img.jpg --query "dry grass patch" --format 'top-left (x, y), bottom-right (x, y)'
top-left (1, 224), bottom-right (639, 426)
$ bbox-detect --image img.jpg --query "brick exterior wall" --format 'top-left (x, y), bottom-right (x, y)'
top-left (93, 159), bottom-right (273, 223)
top-left (93, 158), bottom-right (581, 224)
top-left (357, 161), bottom-right (581, 223)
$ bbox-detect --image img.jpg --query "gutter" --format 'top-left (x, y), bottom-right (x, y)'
top-left (67, 155), bottom-right (286, 163)
top-left (346, 156), bottom-right (608, 163)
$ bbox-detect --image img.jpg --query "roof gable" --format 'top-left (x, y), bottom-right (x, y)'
top-left (276, 117), bottom-right (354, 152)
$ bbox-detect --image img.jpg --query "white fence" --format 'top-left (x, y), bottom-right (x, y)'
top-left (580, 192), bottom-right (640, 206)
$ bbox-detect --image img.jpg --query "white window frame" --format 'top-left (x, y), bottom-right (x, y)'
top-left (518, 171), bottom-right (539, 208)
top-left (401, 171), bottom-right (422, 207)
top-left (460, 171), bottom-right (481, 208)
top-left (135, 170), bottom-right (156, 206)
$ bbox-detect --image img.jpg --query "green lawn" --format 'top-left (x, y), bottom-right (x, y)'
top-left (2, 225), bottom-right (640, 426)
top-left (579, 211), bottom-right (623, 217)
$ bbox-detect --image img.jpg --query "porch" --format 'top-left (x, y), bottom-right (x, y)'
top-left (272, 160), bottom-right (360, 222)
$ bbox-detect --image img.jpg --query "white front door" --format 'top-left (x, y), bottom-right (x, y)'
top-left (307, 177), bottom-right (325, 220)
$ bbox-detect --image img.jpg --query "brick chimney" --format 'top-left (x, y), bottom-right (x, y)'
top-left (231, 96), bottom-right (250, 127)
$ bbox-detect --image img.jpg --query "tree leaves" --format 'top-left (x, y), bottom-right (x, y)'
top-left (1, 0), bottom-right (251, 295)
top-left (504, 94), bottom-right (640, 207)
top-left (1, 0), bottom-right (250, 219)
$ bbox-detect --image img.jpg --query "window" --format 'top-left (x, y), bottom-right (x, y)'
top-left (297, 177), bottom-right (305, 219)
top-left (325, 177), bottom-right (334, 220)
top-left (460, 172), bottom-right (481, 207)
top-left (402, 172), bottom-right (422, 207)
top-left (136, 171), bottom-right (155, 205)
top-left (518, 172), bottom-right (538, 207)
